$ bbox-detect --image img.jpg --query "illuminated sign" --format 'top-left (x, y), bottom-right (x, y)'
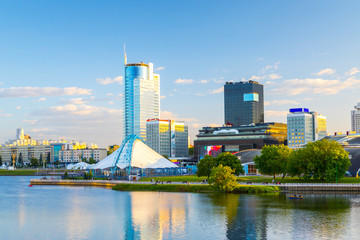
top-left (244, 93), bottom-right (259, 102)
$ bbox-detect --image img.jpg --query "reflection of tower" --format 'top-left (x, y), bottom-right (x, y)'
top-left (123, 54), bottom-right (160, 141)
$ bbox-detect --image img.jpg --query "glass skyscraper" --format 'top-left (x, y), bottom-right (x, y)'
top-left (224, 80), bottom-right (264, 126)
top-left (124, 62), bottom-right (160, 141)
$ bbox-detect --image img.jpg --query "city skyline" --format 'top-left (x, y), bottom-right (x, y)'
top-left (1, 1), bottom-right (360, 147)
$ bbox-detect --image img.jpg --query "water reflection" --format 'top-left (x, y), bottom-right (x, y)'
top-left (1, 177), bottom-right (360, 240)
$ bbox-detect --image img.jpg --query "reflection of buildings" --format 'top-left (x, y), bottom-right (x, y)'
top-left (224, 80), bottom-right (264, 126)
top-left (194, 122), bottom-right (287, 160)
top-left (124, 61), bottom-right (160, 141)
top-left (287, 108), bottom-right (327, 148)
top-left (146, 119), bottom-right (188, 158)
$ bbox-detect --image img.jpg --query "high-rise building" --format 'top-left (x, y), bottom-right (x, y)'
top-left (124, 62), bottom-right (160, 141)
top-left (146, 119), bottom-right (188, 158)
top-left (351, 103), bottom-right (360, 133)
top-left (287, 108), bottom-right (327, 148)
top-left (224, 80), bottom-right (264, 126)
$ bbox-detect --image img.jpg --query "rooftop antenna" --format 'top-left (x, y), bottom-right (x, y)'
top-left (124, 44), bottom-right (127, 65)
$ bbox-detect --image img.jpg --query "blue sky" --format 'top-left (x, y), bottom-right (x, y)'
top-left (1, 1), bottom-right (360, 147)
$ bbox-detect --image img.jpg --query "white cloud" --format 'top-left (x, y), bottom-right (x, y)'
top-left (208, 87), bottom-right (223, 94)
top-left (0, 87), bottom-right (92, 98)
top-left (198, 80), bottom-right (208, 84)
top-left (271, 76), bottom-right (360, 96)
top-left (251, 73), bottom-right (282, 81)
top-left (108, 101), bottom-right (114, 105)
top-left (313, 68), bottom-right (336, 76)
top-left (160, 95), bottom-right (166, 99)
top-left (174, 78), bottom-right (194, 85)
top-left (156, 66), bottom-right (165, 71)
top-left (38, 97), bottom-right (47, 101)
top-left (0, 82), bottom-right (3, 85)
top-left (96, 76), bottom-right (123, 85)
top-left (265, 110), bottom-right (288, 117)
top-left (64, 98), bottom-right (88, 105)
top-left (107, 93), bottom-right (113, 96)
top-left (16, 106), bottom-right (21, 110)
top-left (0, 110), bottom-right (12, 117)
top-left (346, 67), bottom-right (360, 76)
top-left (22, 119), bottom-right (38, 125)
top-left (262, 62), bottom-right (280, 73)
top-left (30, 128), bottom-right (49, 133)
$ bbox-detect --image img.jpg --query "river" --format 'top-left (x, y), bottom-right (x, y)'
top-left (1, 176), bottom-right (360, 239)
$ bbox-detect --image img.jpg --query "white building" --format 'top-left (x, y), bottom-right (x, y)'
top-left (287, 108), bottom-right (327, 148)
top-left (58, 148), bottom-right (107, 163)
top-left (351, 103), bottom-right (360, 133)
top-left (146, 119), bottom-right (188, 158)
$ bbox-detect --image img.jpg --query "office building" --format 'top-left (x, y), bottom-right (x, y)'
top-left (224, 80), bottom-right (264, 126)
top-left (351, 103), bottom-right (360, 133)
top-left (193, 122), bottom-right (287, 161)
top-left (58, 148), bottom-right (107, 163)
top-left (287, 108), bottom-right (327, 148)
top-left (146, 119), bottom-right (189, 158)
top-left (124, 61), bottom-right (160, 141)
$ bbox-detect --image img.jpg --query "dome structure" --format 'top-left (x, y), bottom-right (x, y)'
top-left (91, 135), bottom-right (178, 174)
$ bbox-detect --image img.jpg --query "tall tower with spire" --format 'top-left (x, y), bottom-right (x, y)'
top-left (123, 51), bottom-right (160, 141)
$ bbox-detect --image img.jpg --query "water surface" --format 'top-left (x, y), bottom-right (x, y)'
top-left (1, 176), bottom-right (360, 240)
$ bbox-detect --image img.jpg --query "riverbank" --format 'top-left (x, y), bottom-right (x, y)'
top-left (30, 179), bottom-right (279, 193)
top-left (0, 169), bottom-right (79, 176)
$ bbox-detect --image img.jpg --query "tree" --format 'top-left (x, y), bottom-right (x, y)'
top-left (301, 139), bottom-right (351, 182)
top-left (0, 155), bottom-right (3, 166)
top-left (216, 152), bottom-right (244, 175)
top-left (162, 155), bottom-right (169, 160)
top-left (197, 155), bottom-right (217, 179)
top-left (18, 153), bottom-right (23, 167)
top-left (46, 153), bottom-right (50, 164)
top-left (88, 157), bottom-right (96, 164)
top-left (30, 158), bottom-right (39, 167)
top-left (254, 145), bottom-right (292, 178)
top-left (208, 164), bottom-right (238, 192)
top-left (188, 147), bottom-right (194, 156)
top-left (287, 148), bottom-right (311, 179)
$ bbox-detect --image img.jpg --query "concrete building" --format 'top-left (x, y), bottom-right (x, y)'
top-left (287, 108), bottom-right (327, 148)
top-left (351, 103), bottom-right (360, 133)
top-left (58, 148), bottom-right (107, 163)
top-left (146, 119), bottom-right (189, 158)
top-left (193, 122), bottom-right (287, 161)
top-left (224, 80), bottom-right (264, 126)
top-left (124, 61), bottom-right (160, 141)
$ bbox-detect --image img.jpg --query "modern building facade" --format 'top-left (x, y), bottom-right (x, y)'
top-left (146, 119), bottom-right (189, 158)
top-left (287, 108), bottom-right (327, 148)
top-left (224, 80), bottom-right (264, 126)
top-left (193, 122), bottom-right (287, 161)
top-left (58, 148), bottom-right (107, 163)
top-left (351, 103), bottom-right (360, 133)
top-left (124, 62), bottom-right (160, 141)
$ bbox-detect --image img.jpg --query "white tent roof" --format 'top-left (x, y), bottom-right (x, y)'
top-left (91, 139), bottom-right (178, 170)
top-left (67, 162), bottom-right (92, 170)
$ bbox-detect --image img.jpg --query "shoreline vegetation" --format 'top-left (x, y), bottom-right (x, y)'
top-left (112, 183), bottom-right (279, 193)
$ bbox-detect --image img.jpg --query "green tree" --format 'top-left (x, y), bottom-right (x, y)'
top-left (208, 164), bottom-right (238, 192)
top-left (216, 152), bottom-right (244, 175)
top-left (162, 155), bottom-right (169, 160)
top-left (88, 158), bottom-right (96, 164)
top-left (254, 145), bottom-right (292, 178)
top-left (64, 170), bottom-right (68, 179)
top-left (287, 148), bottom-right (311, 179)
top-left (46, 153), bottom-right (50, 164)
top-left (197, 155), bottom-right (216, 179)
top-left (0, 155), bottom-right (2, 166)
top-left (30, 158), bottom-right (39, 167)
top-left (302, 139), bottom-right (351, 182)
top-left (18, 153), bottom-right (23, 167)
top-left (188, 147), bottom-right (194, 156)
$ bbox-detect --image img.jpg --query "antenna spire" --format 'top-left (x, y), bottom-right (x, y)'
top-left (124, 44), bottom-right (127, 65)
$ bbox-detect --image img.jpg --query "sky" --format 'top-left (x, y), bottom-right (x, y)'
top-left (1, 0), bottom-right (360, 147)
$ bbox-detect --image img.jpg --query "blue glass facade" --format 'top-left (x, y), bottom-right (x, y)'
top-left (224, 81), bottom-right (264, 126)
top-left (124, 63), bottom-right (160, 141)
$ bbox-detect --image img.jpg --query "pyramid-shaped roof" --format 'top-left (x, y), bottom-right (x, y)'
top-left (91, 138), bottom-right (178, 170)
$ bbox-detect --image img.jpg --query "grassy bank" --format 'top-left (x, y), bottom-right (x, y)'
top-left (140, 175), bottom-right (360, 184)
top-left (0, 169), bottom-right (38, 176)
top-left (112, 183), bottom-right (279, 193)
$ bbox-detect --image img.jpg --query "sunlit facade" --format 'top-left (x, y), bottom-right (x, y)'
top-left (287, 108), bottom-right (327, 148)
top-left (351, 102), bottom-right (360, 133)
top-left (146, 119), bottom-right (189, 158)
top-left (124, 62), bottom-right (160, 141)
